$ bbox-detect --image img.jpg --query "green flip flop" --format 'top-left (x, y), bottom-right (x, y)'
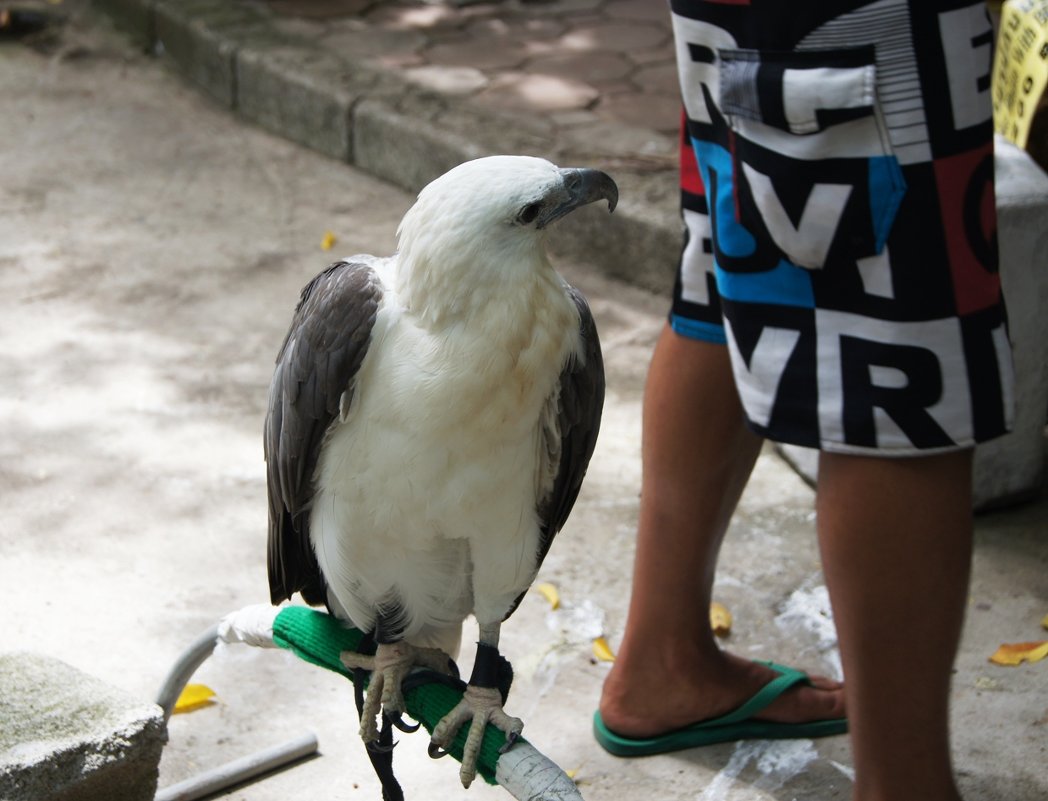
top-left (593, 661), bottom-right (847, 757)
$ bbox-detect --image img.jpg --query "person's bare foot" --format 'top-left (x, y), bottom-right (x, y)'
top-left (599, 647), bottom-right (845, 738)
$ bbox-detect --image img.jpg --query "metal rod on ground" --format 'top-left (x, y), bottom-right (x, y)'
top-left (154, 732), bottom-right (319, 801)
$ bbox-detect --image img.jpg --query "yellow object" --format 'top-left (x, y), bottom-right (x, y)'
top-left (989, 640), bottom-right (1048, 666)
top-left (534, 582), bottom-right (560, 610)
top-left (992, 0), bottom-right (1048, 147)
top-left (1041, 613), bottom-right (1048, 630)
top-left (173, 683), bottom-right (217, 714)
top-left (710, 601), bottom-right (732, 637)
top-left (592, 636), bottom-right (616, 662)
top-left (320, 230), bottom-right (337, 251)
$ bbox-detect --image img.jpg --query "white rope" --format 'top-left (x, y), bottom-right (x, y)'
top-left (216, 604), bottom-right (280, 648)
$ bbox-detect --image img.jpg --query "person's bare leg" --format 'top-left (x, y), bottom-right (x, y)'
top-left (600, 324), bottom-right (845, 737)
top-left (817, 450), bottom-right (971, 801)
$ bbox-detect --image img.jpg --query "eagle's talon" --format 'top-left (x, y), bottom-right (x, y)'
top-left (428, 741), bottom-right (449, 759)
top-left (366, 738), bottom-right (397, 755)
top-left (430, 684), bottom-right (524, 787)
top-left (345, 642), bottom-right (455, 749)
top-left (387, 711), bottom-right (421, 734)
top-left (498, 729), bottom-right (520, 754)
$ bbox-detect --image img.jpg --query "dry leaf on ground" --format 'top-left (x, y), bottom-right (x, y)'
top-left (989, 641), bottom-right (1048, 666)
top-left (173, 683), bottom-right (217, 713)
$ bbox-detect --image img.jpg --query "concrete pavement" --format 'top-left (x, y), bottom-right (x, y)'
top-left (0, 3), bottom-right (1046, 801)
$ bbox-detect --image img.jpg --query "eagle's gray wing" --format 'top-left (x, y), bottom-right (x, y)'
top-left (265, 259), bottom-right (384, 606)
top-left (537, 285), bottom-right (605, 559)
top-left (507, 285), bottom-right (604, 619)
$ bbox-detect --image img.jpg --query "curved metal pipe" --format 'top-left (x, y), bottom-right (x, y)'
top-left (155, 623), bottom-right (220, 723)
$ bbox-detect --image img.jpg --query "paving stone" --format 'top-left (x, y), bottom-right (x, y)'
top-left (321, 23), bottom-right (427, 63)
top-left (474, 71), bottom-right (599, 113)
top-left (463, 13), bottom-right (565, 41)
top-left (559, 20), bottom-right (669, 52)
top-left (425, 34), bottom-right (531, 69)
top-left (633, 60), bottom-right (682, 96)
top-left (548, 108), bottom-right (603, 128)
top-left (265, 0), bottom-right (376, 19)
top-left (363, 2), bottom-right (462, 32)
top-left (630, 47), bottom-right (677, 66)
top-left (402, 64), bottom-right (488, 95)
top-left (595, 88), bottom-right (679, 135)
top-left (526, 51), bottom-right (634, 84)
top-left (605, 0), bottom-right (673, 23)
top-left (519, 0), bottom-right (603, 15)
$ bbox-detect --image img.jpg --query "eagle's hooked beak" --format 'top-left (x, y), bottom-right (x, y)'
top-left (535, 168), bottom-right (619, 229)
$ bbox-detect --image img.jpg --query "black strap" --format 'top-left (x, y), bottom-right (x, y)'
top-left (469, 642), bottom-right (514, 703)
top-left (352, 632), bottom-right (404, 801)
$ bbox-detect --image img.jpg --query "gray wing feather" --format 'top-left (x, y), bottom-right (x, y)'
top-left (537, 285), bottom-right (605, 558)
top-left (265, 260), bottom-right (384, 606)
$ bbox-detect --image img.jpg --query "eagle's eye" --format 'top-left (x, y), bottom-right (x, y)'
top-left (517, 202), bottom-right (542, 225)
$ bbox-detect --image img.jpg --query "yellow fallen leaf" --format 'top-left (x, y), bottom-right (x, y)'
top-left (565, 768), bottom-right (578, 780)
top-left (534, 582), bottom-right (560, 610)
top-left (710, 601), bottom-right (732, 637)
top-left (173, 683), bottom-right (217, 714)
top-left (592, 636), bottom-right (616, 662)
top-left (989, 641), bottom-right (1048, 666)
top-left (320, 230), bottom-right (337, 251)
top-left (1042, 613), bottom-right (1048, 631)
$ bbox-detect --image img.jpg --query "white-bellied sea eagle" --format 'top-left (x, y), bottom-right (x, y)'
top-left (265, 155), bottom-right (613, 790)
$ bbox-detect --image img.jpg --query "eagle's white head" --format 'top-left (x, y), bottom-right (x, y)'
top-left (394, 156), bottom-right (617, 324)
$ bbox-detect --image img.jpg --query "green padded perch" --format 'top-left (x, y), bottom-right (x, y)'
top-left (272, 605), bottom-right (517, 786)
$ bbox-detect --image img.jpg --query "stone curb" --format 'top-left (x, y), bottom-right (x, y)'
top-left (93, 0), bottom-right (682, 295)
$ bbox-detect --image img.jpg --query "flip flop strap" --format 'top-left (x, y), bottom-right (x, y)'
top-left (707, 662), bottom-right (809, 727)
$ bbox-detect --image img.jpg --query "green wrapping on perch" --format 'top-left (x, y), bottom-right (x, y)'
top-left (272, 605), bottom-right (520, 786)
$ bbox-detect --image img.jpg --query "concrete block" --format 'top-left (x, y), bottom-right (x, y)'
top-left (352, 97), bottom-right (486, 193)
top-left (0, 652), bottom-right (165, 801)
top-left (778, 139), bottom-right (1048, 510)
top-left (237, 46), bottom-right (354, 162)
top-left (153, 0), bottom-right (267, 109)
top-left (236, 45), bottom-right (407, 165)
top-left (972, 139), bottom-right (1048, 509)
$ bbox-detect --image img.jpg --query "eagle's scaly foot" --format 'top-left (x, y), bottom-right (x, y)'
top-left (429, 684), bottom-right (524, 789)
top-left (340, 641), bottom-right (454, 744)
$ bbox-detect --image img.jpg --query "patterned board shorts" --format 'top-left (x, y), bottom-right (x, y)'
top-left (669, 0), bottom-right (1015, 456)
